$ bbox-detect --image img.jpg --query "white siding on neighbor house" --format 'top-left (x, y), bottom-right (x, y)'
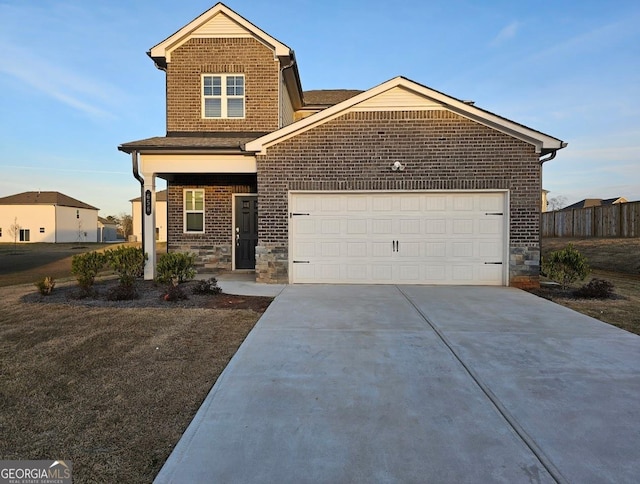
top-left (0, 205), bottom-right (98, 243)
top-left (55, 206), bottom-right (98, 243)
top-left (132, 200), bottom-right (168, 242)
top-left (0, 205), bottom-right (56, 243)
top-left (193, 12), bottom-right (251, 37)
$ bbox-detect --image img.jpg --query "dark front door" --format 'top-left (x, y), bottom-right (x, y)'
top-left (235, 195), bottom-right (258, 269)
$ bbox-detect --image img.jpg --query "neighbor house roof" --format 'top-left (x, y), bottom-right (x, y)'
top-left (119, 133), bottom-right (267, 154)
top-left (563, 197), bottom-right (628, 210)
top-left (0, 191), bottom-right (98, 210)
top-left (246, 76), bottom-right (568, 156)
top-left (98, 216), bottom-right (117, 225)
top-left (130, 190), bottom-right (168, 203)
top-left (303, 90), bottom-right (364, 106)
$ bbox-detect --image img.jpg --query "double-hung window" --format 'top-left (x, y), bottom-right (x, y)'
top-left (202, 74), bottom-right (245, 118)
top-left (184, 189), bottom-right (204, 233)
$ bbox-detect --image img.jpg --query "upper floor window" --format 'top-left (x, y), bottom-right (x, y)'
top-left (202, 74), bottom-right (245, 119)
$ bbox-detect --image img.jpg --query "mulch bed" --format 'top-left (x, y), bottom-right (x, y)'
top-left (22, 278), bottom-right (273, 312)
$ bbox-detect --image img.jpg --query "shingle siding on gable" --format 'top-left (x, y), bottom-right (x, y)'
top-left (167, 38), bottom-right (279, 133)
top-left (255, 110), bottom-right (542, 286)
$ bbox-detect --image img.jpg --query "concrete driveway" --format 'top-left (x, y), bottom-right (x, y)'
top-left (155, 286), bottom-right (640, 484)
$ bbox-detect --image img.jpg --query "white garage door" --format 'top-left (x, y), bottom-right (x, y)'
top-left (289, 192), bottom-right (507, 285)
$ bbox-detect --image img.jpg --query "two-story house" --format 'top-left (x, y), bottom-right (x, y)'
top-left (119, 2), bottom-right (566, 287)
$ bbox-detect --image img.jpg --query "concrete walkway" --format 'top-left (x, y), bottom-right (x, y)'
top-left (155, 286), bottom-right (640, 483)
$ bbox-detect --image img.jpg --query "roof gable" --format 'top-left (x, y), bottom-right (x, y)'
top-left (149, 2), bottom-right (292, 68)
top-left (246, 76), bottom-right (566, 156)
top-left (0, 191), bottom-right (98, 210)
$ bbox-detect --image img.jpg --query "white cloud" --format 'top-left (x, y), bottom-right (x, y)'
top-left (490, 21), bottom-right (520, 46)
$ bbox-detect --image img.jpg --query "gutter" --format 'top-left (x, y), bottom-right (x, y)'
top-left (131, 150), bottom-right (145, 251)
top-left (539, 142), bottom-right (568, 164)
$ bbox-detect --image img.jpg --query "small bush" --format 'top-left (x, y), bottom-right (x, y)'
top-left (156, 252), bottom-right (196, 284)
top-left (542, 244), bottom-right (590, 289)
top-left (105, 246), bottom-right (146, 287)
top-left (34, 276), bottom-right (56, 296)
top-left (71, 251), bottom-right (107, 292)
top-left (192, 277), bottom-right (222, 295)
top-left (574, 278), bottom-right (615, 299)
top-left (163, 284), bottom-right (188, 302)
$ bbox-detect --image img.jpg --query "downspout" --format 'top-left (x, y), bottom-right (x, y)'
top-left (132, 150), bottom-right (144, 252)
top-left (538, 148), bottom-right (559, 275)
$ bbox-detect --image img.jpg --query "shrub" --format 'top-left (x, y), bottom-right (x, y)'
top-left (163, 284), bottom-right (188, 302)
top-left (34, 276), bottom-right (56, 296)
top-left (542, 244), bottom-right (590, 289)
top-left (574, 278), bottom-right (615, 299)
top-left (71, 251), bottom-right (107, 292)
top-left (105, 246), bottom-right (146, 287)
top-left (156, 252), bottom-right (196, 284)
top-left (192, 277), bottom-right (222, 295)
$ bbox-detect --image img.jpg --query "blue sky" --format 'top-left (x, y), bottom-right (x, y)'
top-left (0, 0), bottom-right (638, 216)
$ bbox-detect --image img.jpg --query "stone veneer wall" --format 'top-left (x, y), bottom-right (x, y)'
top-left (166, 38), bottom-right (279, 133)
top-left (256, 110), bottom-right (542, 287)
top-left (167, 175), bottom-right (256, 272)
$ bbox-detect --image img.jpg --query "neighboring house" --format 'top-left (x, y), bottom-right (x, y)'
top-left (541, 189), bottom-right (549, 212)
top-left (0, 191), bottom-right (99, 243)
top-left (98, 217), bottom-right (119, 242)
top-left (131, 190), bottom-right (168, 242)
top-left (562, 197), bottom-right (628, 210)
top-left (119, 2), bottom-right (566, 287)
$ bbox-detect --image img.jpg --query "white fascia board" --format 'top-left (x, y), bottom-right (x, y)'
top-left (149, 3), bottom-right (291, 63)
top-left (246, 76), bottom-right (565, 155)
top-left (139, 153), bottom-right (257, 175)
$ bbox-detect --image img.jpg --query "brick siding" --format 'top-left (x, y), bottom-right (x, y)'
top-left (167, 175), bottom-right (256, 271)
top-left (256, 110), bottom-right (542, 286)
top-left (166, 38), bottom-right (279, 133)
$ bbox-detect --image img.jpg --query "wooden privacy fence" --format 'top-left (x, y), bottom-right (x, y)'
top-left (542, 201), bottom-right (640, 238)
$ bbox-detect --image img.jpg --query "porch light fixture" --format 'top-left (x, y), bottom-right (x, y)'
top-left (391, 161), bottom-right (405, 171)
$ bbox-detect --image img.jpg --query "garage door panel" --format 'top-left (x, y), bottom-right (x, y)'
top-left (290, 192), bottom-right (506, 285)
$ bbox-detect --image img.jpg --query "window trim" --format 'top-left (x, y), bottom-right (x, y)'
top-left (184, 189), bottom-right (205, 234)
top-left (201, 74), bottom-right (245, 119)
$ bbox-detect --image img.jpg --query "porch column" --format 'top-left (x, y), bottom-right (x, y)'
top-left (141, 173), bottom-right (157, 280)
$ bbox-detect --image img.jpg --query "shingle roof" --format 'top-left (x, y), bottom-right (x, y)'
top-left (118, 133), bottom-right (267, 153)
top-left (303, 90), bottom-right (364, 106)
top-left (98, 216), bottom-right (117, 225)
top-left (563, 197), bottom-right (627, 210)
top-left (130, 189), bottom-right (168, 203)
top-left (0, 191), bottom-right (98, 210)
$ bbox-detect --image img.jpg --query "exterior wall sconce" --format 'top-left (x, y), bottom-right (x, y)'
top-left (391, 161), bottom-right (405, 171)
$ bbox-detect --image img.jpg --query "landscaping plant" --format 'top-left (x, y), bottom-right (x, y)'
top-left (574, 278), bottom-right (615, 299)
top-left (105, 246), bottom-right (146, 287)
top-left (103, 246), bottom-right (147, 300)
top-left (71, 251), bottom-right (107, 293)
top-left (542, 244), bottom-right (590, 289)
top-left (34, 276), bottom-right (56, 296)
top-left (156, 252), bottom-right (196, 284)
top-left (192, 277), bottom-right (222, 295)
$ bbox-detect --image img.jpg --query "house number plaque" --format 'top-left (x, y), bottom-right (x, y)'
top-left (145, 190), bottom-right (152, 216)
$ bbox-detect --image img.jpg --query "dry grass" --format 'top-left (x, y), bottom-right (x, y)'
top-left (538, 238), bottom-right (640, 335)
top-left (0, 282), bottom-right (263, 483)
